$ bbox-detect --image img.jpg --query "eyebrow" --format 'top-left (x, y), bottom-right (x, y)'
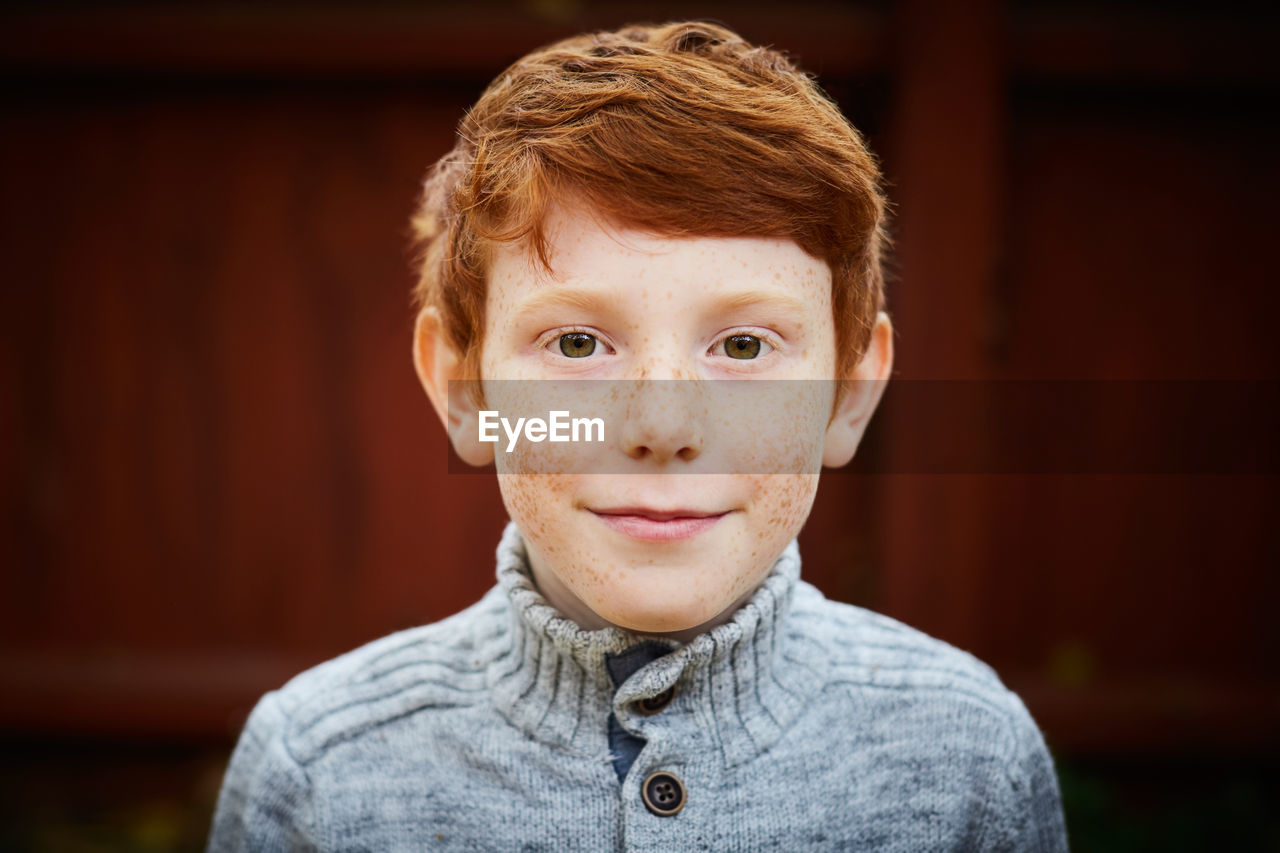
top-left (511, 287), bottom-right (615, 319)
top-left (711, 290), bottom-right (812, 317)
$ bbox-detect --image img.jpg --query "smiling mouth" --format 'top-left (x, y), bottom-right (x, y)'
top-left (589, 507), bottom-right (730, 542)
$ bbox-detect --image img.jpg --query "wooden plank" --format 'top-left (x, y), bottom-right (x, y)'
top-left (0, 5), bottom-right (887, 79)
top-left (1010, 8), bottom-right (1279, 85)
top-left (1012, 675), bottom-right (1280, 757)
top-left (878, 0), bottom-right (1005, 650)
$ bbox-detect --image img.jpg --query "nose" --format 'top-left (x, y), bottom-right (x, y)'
top-left (616, 367), bottom-right (706, 465)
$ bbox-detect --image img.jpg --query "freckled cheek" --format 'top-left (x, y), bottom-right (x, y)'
top-left (496, 473), bottom-right (618, 587)
top-left (740, 387), bottom-right (830, 472)
top-left (713, 475), bottom-right (815, 603)
top-left (746, 474), bottom-right (818, 538)
top-left (497, 474), bottom-right (577, 542)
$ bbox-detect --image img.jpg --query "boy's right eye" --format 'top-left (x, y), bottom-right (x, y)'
top-left (558, 332), bottom-right (597, 358)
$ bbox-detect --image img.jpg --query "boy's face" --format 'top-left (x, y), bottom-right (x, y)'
top-left (480, 204), bottom-right (837, 638)
top-left (416, 202), bottom-right (891, 641)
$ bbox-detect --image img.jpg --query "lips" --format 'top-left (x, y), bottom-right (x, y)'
top-left (589, 507), bottom-right (729, 542)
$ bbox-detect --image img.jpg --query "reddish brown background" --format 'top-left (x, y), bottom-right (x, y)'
top-left (2, 1), bottom-right (1276, 849)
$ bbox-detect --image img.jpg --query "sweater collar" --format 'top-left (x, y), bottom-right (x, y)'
top-left (486, 521), bottom-right (817, 768)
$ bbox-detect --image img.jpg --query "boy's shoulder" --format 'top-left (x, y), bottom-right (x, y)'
top-left (260, 586), bottom-right (509, 765)
top-left (789, 579), bottom-right (1036, 744)
top-left (778, 582), bottom-right (1067, 849)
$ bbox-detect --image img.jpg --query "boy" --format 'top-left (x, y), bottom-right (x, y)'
top-left (209, 21), bottom-right (1068, 851)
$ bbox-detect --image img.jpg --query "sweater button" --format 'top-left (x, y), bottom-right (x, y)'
top-left (641, 770), bottom-right (686, 817)
top-left (636, 685), bottom-right (677, 715)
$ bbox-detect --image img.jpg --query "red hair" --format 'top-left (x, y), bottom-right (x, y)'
top-left (412, 21), bottom-right (888, 380)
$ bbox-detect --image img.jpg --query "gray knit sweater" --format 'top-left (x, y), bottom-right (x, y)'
top-left (208, 523), bottom-right (1068, 851)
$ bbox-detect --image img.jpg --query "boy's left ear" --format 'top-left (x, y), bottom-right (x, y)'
top-left (823, 311), bottom-right (894, 468)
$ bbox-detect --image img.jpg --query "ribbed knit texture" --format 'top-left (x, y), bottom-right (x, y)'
top-left (208, 523), bottom-right (1068, 851)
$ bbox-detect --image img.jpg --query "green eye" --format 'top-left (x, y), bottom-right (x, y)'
top-left (559, 332), bottom-right (597, 358)
top-left (724, 334), bottom-right (762, 359)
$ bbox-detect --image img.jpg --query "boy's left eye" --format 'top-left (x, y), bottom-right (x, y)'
top-left (721, 334), bottom-right (771, 359)
top-left (558, 332), bottom-right (598, 358)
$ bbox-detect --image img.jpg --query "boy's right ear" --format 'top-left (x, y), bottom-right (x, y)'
top-left (412, 307), bottom-right (495, 467)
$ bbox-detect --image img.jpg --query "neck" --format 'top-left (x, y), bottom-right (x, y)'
top-left (525, 545), bottom-right (768, 645)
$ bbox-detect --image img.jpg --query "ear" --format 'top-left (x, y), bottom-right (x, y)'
top-left (823, 311), bottom-right (894, 468)
top-left (413, 306), bottom-right (495, 466)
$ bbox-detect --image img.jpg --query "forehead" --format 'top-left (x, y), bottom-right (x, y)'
top-left (487, 202), bottom-right (832, 301)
